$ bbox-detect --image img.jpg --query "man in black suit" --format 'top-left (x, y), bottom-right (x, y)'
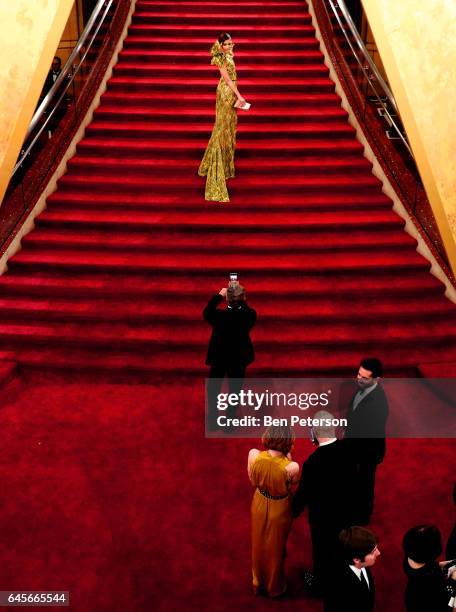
top-left (203, 282), bottom-right (256, 427)
top-left (39, 56), bottom-right (71, 137)
top-left (344, 357), bottom-right (389, 524)
top-left (324, 526), bottom-right (380, 612)
top-left (42, 56), bottom-right (62, 97)
top-left (292, 411), bottom-right (357, 595)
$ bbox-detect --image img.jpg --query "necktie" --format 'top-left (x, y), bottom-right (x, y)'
top-left (353, 390), bottom-right (365, 411)
top-left (360, 569), bottom-right (370, 590)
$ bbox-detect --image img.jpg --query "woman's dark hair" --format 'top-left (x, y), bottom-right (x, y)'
top-left (403, 525), bottom-right (442, 564)
top-left (339, 526), bottom-right (378, 563)
top-left (217, 32), bottom-right (232, 44)
top-left (262, 425), bottom-right (294, 456)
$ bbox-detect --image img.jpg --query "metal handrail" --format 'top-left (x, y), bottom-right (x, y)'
top-left (326, 0), bottom-right (413, 157)
top-left (12, 0), bottom-right (114, 177)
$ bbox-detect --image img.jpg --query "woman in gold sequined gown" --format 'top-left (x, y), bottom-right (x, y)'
top-left (247, 426), bottom-right (300, 597)
top-left (198, 33), bottom-right (248, 202)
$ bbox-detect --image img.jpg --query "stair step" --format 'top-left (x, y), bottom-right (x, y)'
top-left (131, 13), bottom-right (313, 25)
top-left (0, 361), bottom-right (17, 388)
top-left (85, 121), bottom-right (352, 140)
top-left (127, 25), bottom-right (316, 38)
top-left (38, 208), bottom-right (400, 230)
top-left (47, 191), bottom-right (392, 212)
top-left (3, 344), bottom-right (453, 377)
top-left (134, 2), bottom-right (307, 13)
top-left (123, 37), bottom-right (321, 51)
top-left (100, 91), bottom-right (340, 108)
top-left (418, 362), bottom-right (456, 378)
top-left (1, 0), bottom-right (453, 379)
top-left (0, 346), bottom-right (456, 381)
top-left (22, 227), bottom-right (415, 253)
top-left (0, 295), bottom-right (452, 324)
top-left (0, 319), bottom-right (452, 350)
top-left (107, 76), bottom-right (336, 93)
top-left (68, 156), bottom-right (371, 177)
top-left (93, 106), bottom-right (347, 125)
top-left (118, 49), bottom-right (325, 65)
top-left (113, 63), bottom-right (330, 78)
top-left (0, 272), bottom-right (443, 300)
top-left (135, 1), bottom-right (307, 10)
top-left (9, 249), bottom-right (429, 275)
top-left (57, 173), bottom-right (382, 196)
top-left (132, 10), bottom-right (312, 16)
top-left (76, 137), bottom-right (364, 159)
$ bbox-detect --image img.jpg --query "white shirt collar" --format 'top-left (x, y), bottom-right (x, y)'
top-left (349, 564), bottom-right (362, 578)
top-left (349, 565), bottom-right (369, 586)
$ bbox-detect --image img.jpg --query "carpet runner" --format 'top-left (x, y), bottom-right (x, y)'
top-left (0, 0), bottom-right (455, 375)
top-left (0, 4), bottom-right (455, 612)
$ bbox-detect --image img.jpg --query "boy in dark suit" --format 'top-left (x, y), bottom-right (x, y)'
top-left (324, 526), bottom-right (380, 612)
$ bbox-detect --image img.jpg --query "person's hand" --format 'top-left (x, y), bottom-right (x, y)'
top-left (219, 288), bottom-right (227, 297)
top-left (237, 96), bottom-right (246, 105)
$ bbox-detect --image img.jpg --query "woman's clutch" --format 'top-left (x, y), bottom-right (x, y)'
top-left (234, 100), bottom-right (251, 110)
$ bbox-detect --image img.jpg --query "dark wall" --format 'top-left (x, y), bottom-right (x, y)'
top-left (82, 0), bottom-right (99, 25)
top-left (345, 0), bottom-right (362, 31)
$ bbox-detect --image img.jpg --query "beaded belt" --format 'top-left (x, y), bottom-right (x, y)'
top-left (258, 489), bottom-right (288, 501)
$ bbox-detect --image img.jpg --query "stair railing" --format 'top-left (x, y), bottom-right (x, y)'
top-left (12, 0), bottom-right (114, 177)
top-left (0, 0), bottom-right (131, 257)
top-left (326, 0), bottom-right (412, 157)
top-left (313, 0), bottom-right (453, 283)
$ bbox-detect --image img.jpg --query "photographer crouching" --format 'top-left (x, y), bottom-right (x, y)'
top-left (203, 277), bottom-right (257, 429)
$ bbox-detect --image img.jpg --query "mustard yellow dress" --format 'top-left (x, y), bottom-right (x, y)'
top-left (249, 451), bottom-right (293, 597)
top-left (198, 42), bottom-right (237, 202)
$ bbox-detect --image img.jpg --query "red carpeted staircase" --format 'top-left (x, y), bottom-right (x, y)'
top-left (0, 4), bottom-right (455, 612)
top-left (1, 0), bottom-right (455, 376)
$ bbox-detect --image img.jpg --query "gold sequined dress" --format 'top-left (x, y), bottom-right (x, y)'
top-left (198, 43), bottom-right (237, 202)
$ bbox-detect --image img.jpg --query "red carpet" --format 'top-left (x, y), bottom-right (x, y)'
top-left (0, 2), bottom-right (455, 611)
top-left (0, 375), bottom-right (454, 611)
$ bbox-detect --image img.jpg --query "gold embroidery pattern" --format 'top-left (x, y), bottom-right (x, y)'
top-left (198, 43), bottom-right (238, 202)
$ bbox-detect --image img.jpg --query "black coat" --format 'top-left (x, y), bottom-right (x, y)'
top-left (292, 439), bottom-right (356, 529)
top-left (203, 294), bottom-right (256, 367)
top-left (446, 482), bottom-right (456, 559)
top-left (447, 523), bottom-right (456, 560)
top-left (403, 559), bottom-right (449, 612)
top-left (324, 563), bottom-right (375, 612)
top-left (344, 385), bottom-right (389, 465)
top-left (42, 69), bottom-right (62, 97)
